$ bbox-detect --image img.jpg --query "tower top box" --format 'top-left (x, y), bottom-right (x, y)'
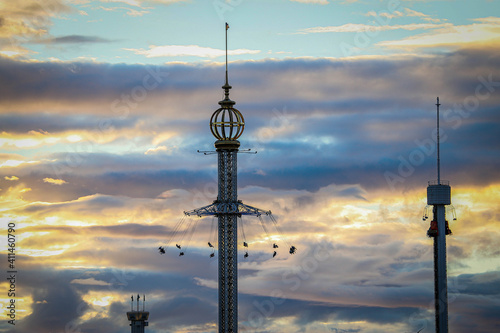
top-left (427, 183), bottom-right (451, 205)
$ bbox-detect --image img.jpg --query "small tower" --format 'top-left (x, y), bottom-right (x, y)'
top-left (425, 97), bottom-right (452, 333)
top-left (127, 294), bottom-right (149, 333)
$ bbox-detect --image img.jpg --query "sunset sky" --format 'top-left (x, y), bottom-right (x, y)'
top-left (1, 0), bottom-right (500, 332)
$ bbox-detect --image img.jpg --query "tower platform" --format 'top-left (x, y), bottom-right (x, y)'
top-left (127, 311), bottom-right (149, 333)
top-left (427, 181), bottom-right (451, 206)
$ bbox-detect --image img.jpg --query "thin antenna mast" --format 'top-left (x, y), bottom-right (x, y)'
top-left (225, 22), bottom-right (229, 86)
top-left (436, 97), bottom-right (441, 185)
top-left (130, 295), bottom-right (133, 311)
top-left (220, 22), bottom-right (232, 105)
top-left (143, 294), bottom-right (145, 312)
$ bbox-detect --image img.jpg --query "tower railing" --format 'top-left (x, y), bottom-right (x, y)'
top-left (428, 180), bottom-right (450, 186)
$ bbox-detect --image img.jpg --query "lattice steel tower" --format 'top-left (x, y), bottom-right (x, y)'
top-left (184, 23), bottom-right (273, 333)
top-left (423, 97), bottom-right (453, 333)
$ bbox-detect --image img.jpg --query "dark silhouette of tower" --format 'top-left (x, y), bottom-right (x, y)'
top-left (424, 97), bottom-right (453, 333)
top-left (183, 23), bottom-right (274, 333)
top-left (127, 294), bottom-right (149, 333)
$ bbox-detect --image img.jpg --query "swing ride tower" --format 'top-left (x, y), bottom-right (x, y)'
top-left (424, 97), bottom-right (453, 333)
top-left (183, 23), bottom-right (273, 333)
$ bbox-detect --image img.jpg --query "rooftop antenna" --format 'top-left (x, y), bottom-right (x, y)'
top-left (436, 97), bottom-right (441, 185)
top-left (137, 294), bottom-right (140, 312)
top-left (143, 294), bottom-right (145, 312)
top-left (130, 295), bottom-right (133, 311)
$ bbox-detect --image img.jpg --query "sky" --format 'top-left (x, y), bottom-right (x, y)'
top-left (0, 0), bottom-right (500, 332)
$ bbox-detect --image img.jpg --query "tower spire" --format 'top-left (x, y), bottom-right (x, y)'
top-left (210, 22), bottom-right (243, 143)
top-left (220, 22), bottom-right (234, 109)
top-left (225, 22), bottom-right (229, 86)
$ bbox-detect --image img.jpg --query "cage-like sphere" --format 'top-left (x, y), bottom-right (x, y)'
top-left (210, 107), bottom-right (245, 141)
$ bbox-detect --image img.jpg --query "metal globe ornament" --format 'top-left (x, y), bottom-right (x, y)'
top-left (210, 105), bottom-right (245, 141)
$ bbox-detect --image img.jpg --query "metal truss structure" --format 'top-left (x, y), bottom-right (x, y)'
top-left (185, 148), bottom-right (270, 333)
top-left (184, 200), bottom-right (271, 218)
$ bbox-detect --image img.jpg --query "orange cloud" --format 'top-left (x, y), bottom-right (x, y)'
top-left (43, 178), bottom-right (68, 185)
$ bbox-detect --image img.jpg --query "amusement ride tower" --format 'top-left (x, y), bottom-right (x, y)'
top-left (423, 97), bottom-right (454, 333)
top-left (183, 23), bottom-right (275, 333)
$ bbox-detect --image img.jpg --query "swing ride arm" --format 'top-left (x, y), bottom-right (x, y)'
top-left (184, 200), bottom-right (271, 217)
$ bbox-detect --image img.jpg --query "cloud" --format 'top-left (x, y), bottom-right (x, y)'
top-left (3, 182), bottom-right (500, 333)
top-left (1, 46), bottom-right (500, 332)
top-left (379, 17), bottom-right (500, 49)
top-left (365, 10), bottom-right (404, 20)
top-left (4, 175), bottom-right (19, 181)
top-left (71, 277), bottom-right (112, 286)
top-left (1, 47), bottom-right (499, 198)
top-left (43, 177), bottom-right (68, 185)
top-left (0, 57), bottom-right (173, 106)
top-left (0, 159), bottom-right (40, 168)
top-left (404, 8), bottom-right (431, 19)
top-left (144, 145), bottom-right (169, 155)
top-left (31, 34), bottom-right (115, 44)
top-left (0, 0), bottom-right (73, 57)
top-left (95, 5), bottom-right (150, 16)
top-left (8, 270), bottom-right (88, 333)
top-left (125, 44), bottom-right (261, 58)
top-left (298, 15), bottom-right (500, 52)
top-left (0, 113), bottom-right (137, 133)
top-left (365, 8), bottom-right (442, 22)
top-left (0, 0), bottom-right (72, 39)
top-left (299, 22), bottom-right (451, 34)
top-left (125, 8), bottom-right (150, 16)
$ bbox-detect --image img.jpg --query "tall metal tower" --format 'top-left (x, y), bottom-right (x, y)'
top-left (127, 294), bottom-right (149, 333)
top-left (424, 97), bottom-right (452, 333)
top-left (184, 23), bottom-right (273, 333)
